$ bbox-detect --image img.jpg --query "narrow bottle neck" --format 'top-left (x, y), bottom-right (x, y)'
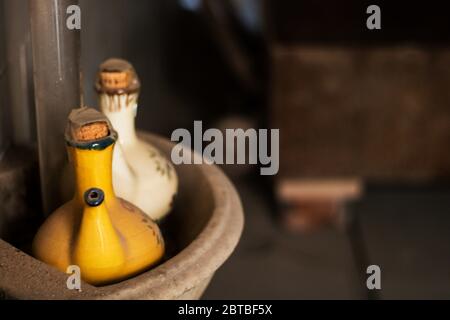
top-left (69, 144), bottom-right (116, 205)
top-left (99, 93), bottom-right (139, 146)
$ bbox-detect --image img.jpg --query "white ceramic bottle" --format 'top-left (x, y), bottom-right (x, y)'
top-left (95, 58), bottom-right (178, 221)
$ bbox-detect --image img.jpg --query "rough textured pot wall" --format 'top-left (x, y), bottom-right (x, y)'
top-left (272, 46), bottom-right (450, 182)
top-left (0, 134), bottom-right (244, 299)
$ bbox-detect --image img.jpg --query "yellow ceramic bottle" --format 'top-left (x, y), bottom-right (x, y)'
top-left (32, 107), bottom-right (164, 286)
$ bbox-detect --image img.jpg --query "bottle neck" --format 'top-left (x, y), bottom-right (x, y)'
top-left (99, 93), bottom-right (139, 146)
top-left (69, 144), bottom-right (116, 205)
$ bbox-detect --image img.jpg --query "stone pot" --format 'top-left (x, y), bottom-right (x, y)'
top-left (0, 133), bottom-right (244, 299)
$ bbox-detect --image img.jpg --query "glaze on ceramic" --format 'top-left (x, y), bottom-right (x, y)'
top-left (32, 108), bottom-right (165, 286)
top-left (96, 58), bottom-right (178, 222)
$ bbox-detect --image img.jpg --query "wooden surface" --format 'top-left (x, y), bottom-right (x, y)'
top-left (204, 179), bottom-right (450, 299)
top-left (350, 187), bottom-right (450, 299)
top-left (277, 178), bottom-right (362, 201)
top-left (204, 179), bottom-right (364, 299)
top-left (272, 46), bottom-right (450, 182)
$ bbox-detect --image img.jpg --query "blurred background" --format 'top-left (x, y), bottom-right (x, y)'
top-left (2, 0), bottom-right (450, 299)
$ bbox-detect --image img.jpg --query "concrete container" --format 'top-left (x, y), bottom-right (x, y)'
top-left (0, 133), bottom-right (244, 299)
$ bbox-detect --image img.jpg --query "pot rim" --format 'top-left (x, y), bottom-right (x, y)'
top-left (0, 132), bottom-right (244, 299)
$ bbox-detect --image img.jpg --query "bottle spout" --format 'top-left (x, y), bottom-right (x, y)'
top-left (84, 188), bottom-right (105, 207)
